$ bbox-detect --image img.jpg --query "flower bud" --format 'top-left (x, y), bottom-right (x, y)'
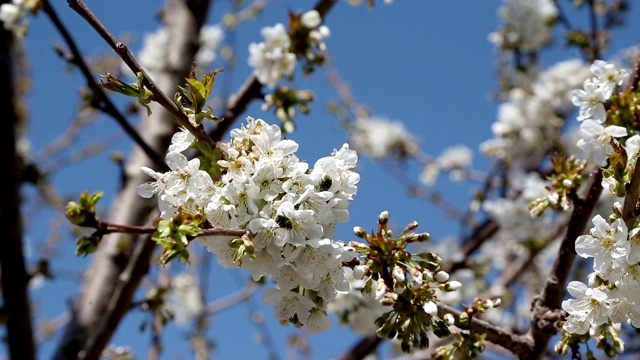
top-left (443, 313), bottom-right (455, 325)
top-left (403, 221), bottom-right (419, 233)
top-left (434, 271), bottom-right (449, 283)
top-left (378, 211), bottom-right (390, 225)
top-left (353, 226), bottom-right (368, 238)
top-left (301, 10), bottom-right (321, 28)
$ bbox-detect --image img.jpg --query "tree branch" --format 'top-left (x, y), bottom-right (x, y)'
top-left (66, 0), bottom-right (216, 149)
top-left (42, 0), bottom-right (168, 172)
top-left (621, 52), bottom-right (640, 221)
top-left (438, 304), bottom-right (534, 358)
top-left (0, 14), bottom-right (36, 360)
top-left (529, 166), bottom-right (603, 358)
top-left (334, 336), bottom-right (383, 360)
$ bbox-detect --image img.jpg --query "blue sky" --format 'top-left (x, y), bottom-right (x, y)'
top-left (15, 0), bottom-right (640, 359)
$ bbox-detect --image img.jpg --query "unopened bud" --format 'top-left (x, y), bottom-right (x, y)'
top-left (434, 271), bottom-right (449, 283)
top-left (440, 280), bottom-right (462, 292)
top-left (353, 226), bottom-right (368, 238)
top-left (403, 221), bottom-right (419, 233)
top-left (301, 10), bottom-right (322, 28)
top-left (443, 313), bottom-right (455, 325)
top-left (378, 211), bottom-right (390, 225)
top-left (423, 301), bottom-right (438, 316)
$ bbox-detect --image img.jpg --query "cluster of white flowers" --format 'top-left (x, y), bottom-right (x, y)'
top-left (482, 172), bottom-right (552, 264)
top-left (0, 0), bottom-right (35, 36)
top-left (562, 212), bottom-right (640, 335)
top-left (167, 272), bottom-right (204, 326)
top-left (248, 10), bottom-right (329, 88)
top-left (572, 60), bottom-right (630, 166)
top-left (129, 25), bottom-right (224, 80)
top-left (420, 145), bottom-right (473, 185)
top-left (489, 0), bottom-right (558, 52)
top-left (139, 117), bottom-right (360, 332)
top-left (349, 116), bottom-right (419, 159)
top-left (561, 60), bottom-right (640, 340)
top-left (327, 268), bottom-right (388, 335)
top-left (248, 23), bottom-right (296, 88)
top-left (481, 60), bottom-right (590, 162)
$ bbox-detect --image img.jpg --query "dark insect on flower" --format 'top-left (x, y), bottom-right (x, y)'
top-left (319, 176), bottom-right (332, 191)
top-left (276, 215), bottom-right (293, 230)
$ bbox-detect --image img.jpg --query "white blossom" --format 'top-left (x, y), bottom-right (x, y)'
top-left (349, 116), bottom-right (419, 159)
top-left (576, 215), bottom-right (629, 276)
top-left (562, 281), bottom-right (610, 334)
top-left (576, 120), bottom-right (627, 166)
top-left (168, 272), bottom-right (204, 326)
top-left (489, 0), bottom-right (558, 52)
top-left (248, 23), bottom-right (296, 88)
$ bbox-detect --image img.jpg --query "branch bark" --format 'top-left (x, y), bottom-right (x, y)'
top-left (528, 167), bottom-right (603, 359)
top-left (439, 304), bottom-right (534, 358)
top-left (0, 13), bottom-right (36, 360)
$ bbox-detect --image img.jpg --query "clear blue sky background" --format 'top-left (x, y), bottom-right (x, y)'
top-left (14, 0), bottom-right (640, 359)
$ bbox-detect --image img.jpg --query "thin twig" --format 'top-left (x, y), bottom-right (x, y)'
top-left (66, 0), bottom-right (216, 149)
top-left (207, 280), bottom-right (257, 314)
top-left (43, 0), bottom-right (168, 171)
top-left (86, 217), bottom-right (249, 238)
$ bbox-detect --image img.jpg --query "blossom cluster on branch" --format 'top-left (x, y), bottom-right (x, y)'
top-left (249, 10), bottom-right (329, 88)
top-left (555, 60), bottom-right (640, 355)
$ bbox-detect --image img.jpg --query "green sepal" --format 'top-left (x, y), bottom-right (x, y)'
top-left (100, 73), bottom-right (153, 115)
top-left (75, 232), bottom-right (102, 257)
top-left (151, 214), bottom-right (204, 266)
top-left (66, 190), bottom-right (103, 226)
top-left (175, 69), bottom-right (224, 126)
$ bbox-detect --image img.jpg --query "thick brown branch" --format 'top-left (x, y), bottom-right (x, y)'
top-left (438, 304), bottom-right (534, 358)
top-left (0, 17), bottom-right (36, 360)
top-left (621, 52), bottom-right (640, 220)
top-left (78, 236), bottom-right (156, 360)
top-left (529, 167), bottom-right (603, 358)
top-left (209, 74), bottom-right (263, 141)
top-left (334, 336), bottom-right (383, 360)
